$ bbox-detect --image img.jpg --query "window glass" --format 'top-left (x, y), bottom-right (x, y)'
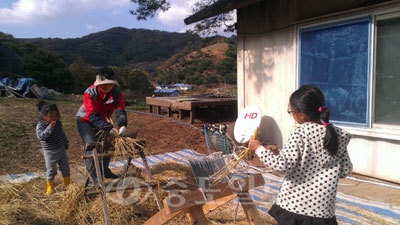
top-left (375, 18), bottom-right (400, 125)
top-left (299, 19), bottom-right (370, 125)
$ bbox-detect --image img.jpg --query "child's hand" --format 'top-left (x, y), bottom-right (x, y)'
top-left (266, 145), bottom-right (279, 155)
top-left (248, 138), bottom-right (262, 151)
top-left (50, 121), bottom-right (56, 127)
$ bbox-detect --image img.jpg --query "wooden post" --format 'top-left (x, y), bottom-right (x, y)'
top-left (138, 148), bottom-right (164, 210)
top-left (121, 156), bottom-right (132, 181)
top-left (190, 107), bottom-right (196, 124)
top-left (167, 107), bottom-right (172, 117)
top-left (237, 191), bottom-right (263, 225)
top-left (185, 205), bottom-right (208, 225)
top-left (92, 147), bottom-right (111, 225)
top-left (179, 109), bottom-right (183, 120)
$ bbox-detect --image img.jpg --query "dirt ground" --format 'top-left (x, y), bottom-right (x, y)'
top-left (0, 97), bottom-right (231, 175)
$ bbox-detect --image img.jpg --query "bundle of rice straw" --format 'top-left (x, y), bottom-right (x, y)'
top-left (209, 128), bottom-right (258, 185)
top-left (113, 136), bottom-right (145, 159)
top-left (97, 118), bottom-right (147, 159)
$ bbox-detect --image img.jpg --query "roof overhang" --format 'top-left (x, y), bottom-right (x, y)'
top-left (184, 0), bottom-right (263, 25)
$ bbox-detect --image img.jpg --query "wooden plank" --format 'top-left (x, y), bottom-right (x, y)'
top-left (163, 173), bottom-right (264, 214)
top-left (238, 191), bottom-right (263, 225)
top-left (82, 153), bottom-right (114, 159)
top-left (142, 207), bottom-right (182, 225)
top-left (185, 205), bottom-right (208, 225)
top-left (143, 194), bottom-right (235, 225)
top-left (146, 97), bottom-right (237, 111)
top-left (202, 194), bottom-right (236, 214)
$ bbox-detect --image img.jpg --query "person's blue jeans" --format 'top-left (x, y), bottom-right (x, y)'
top-left (76, 118), bottom-right (113, 181)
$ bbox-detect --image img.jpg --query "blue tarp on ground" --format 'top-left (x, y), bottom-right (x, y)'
top-left (2, 149), bottom-right (400, 224)
top-left (0, 77), bottom-right (36, 97)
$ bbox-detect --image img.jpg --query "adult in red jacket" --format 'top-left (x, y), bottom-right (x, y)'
top-left (76, 67), bottom-right (127, 180)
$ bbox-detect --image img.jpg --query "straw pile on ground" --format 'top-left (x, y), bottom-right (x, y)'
top-left (0, 162), bottom-right (276, 225)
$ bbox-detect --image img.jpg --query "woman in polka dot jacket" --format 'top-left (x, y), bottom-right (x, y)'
top-left (249, 85), bottom-right (352, 225)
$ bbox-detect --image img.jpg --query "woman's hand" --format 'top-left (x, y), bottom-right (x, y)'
top-left (119, 126), bottom-right (127, 136)
top-left (248, 138), bottom-right (262, 151)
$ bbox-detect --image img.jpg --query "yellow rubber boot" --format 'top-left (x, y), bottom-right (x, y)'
top-left (63, 177), bottom-right (70, 187)
top-left (46, 180), bottom-right (55, 195)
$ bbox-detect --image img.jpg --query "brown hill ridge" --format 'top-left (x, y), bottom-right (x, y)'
top-left (160, 42), bottom-right (229, 69)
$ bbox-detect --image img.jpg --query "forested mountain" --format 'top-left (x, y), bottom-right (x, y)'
top-left (0, 27), bottom-right (236, 96)
top-left (24, 27), bottom-right (202, 70)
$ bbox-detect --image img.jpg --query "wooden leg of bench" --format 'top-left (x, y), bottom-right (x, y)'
top-left (238, 191), bottom-right (263, 225)
top-left (185, 205), bottom-right (208, 225)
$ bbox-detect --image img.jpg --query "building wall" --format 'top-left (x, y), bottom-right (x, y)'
top-left (237, 0), bottom-right (400, 183)
top-left (237, 27), bottom-right (297, 148)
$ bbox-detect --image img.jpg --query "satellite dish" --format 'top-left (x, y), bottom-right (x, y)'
top-left (234, 104), bottom-right (261, 143)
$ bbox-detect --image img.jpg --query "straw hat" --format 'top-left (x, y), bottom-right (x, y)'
top-left (93, 75), bottom-right (119, 86)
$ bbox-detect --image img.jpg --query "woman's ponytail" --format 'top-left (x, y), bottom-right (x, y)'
top-left (319, 106), bottom-right (338, 155)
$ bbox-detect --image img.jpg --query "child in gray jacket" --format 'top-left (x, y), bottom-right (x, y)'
top-left (36, 101), bottom-right (70, 195)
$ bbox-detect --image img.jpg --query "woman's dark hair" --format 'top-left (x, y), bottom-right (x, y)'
top-left (98, 67), bottom-right (115, 80)
top-left (289, 85), bottom-right (339, 155)
top-left (37, 101), bottom-right (60, 118)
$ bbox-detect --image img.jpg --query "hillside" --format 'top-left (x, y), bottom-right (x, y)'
top-left (155, 36), bottom-right (237, 86)
top-left (23, 27), bottom-right (202, 71)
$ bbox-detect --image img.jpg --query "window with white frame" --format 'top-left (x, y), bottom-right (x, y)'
top-left (375, 16), bottom-right (400, 126)
top-left (299, 16), bottom-right (400, 128)
top-left (299, 18), bottom-right (371, 127)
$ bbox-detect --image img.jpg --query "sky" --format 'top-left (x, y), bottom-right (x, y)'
top-left (0, 0), bottom-right (233, 39)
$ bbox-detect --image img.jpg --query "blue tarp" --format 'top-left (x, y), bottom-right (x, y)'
top-left (0, 77), bottom-right (36, 97)
top-left (154, 89), bottom-right (180, 96)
